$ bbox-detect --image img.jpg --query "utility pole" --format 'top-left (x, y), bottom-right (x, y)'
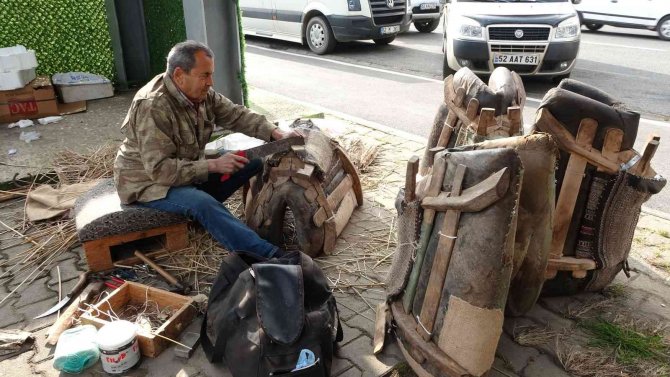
top-left (182, 0), bottom-right (244, 105)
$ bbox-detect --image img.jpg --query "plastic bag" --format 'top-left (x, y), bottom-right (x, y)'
top-left (19, 131), bottom-right (40, 143)
top-left (53, 325), bottom-right (100, 374)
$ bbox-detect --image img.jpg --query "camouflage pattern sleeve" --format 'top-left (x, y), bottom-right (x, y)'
top-left (135, 100), bottom-right (209, 186)
top-left (211, 92), bottom-right (277, 141)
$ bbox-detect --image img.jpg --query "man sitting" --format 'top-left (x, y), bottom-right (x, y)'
top-left (114, 40), bottom-right (296, 258)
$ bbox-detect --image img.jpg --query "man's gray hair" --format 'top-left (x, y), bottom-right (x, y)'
top-left (166, 40), bottom-right (214, 75)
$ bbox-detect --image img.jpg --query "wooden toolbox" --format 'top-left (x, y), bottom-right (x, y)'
top-left (80, 281), bottom-right (196, 357)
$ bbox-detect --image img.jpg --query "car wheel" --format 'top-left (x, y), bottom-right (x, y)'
top-left (414, 19), bottom-right (440, 33)
top-left (306, 16), bottom-right (336, 55)
top-left (585, 23), bottom-right (603, 31)
top-left (442, 53), bottom-right (456, 79)
top-left (373, 36), bottom-right (396, 45)
top-left (658, 16), bottom-right (670, 40)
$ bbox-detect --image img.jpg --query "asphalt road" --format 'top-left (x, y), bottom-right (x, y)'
top-left (244, 24), bottom-right (670, 212)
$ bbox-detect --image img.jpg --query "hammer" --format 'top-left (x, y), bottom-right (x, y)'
top-left (134, 251), bottom-right (191, 295)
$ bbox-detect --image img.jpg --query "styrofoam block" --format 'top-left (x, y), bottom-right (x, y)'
top-left (0, 50), bottom-right (37, 72)
top-left (0, 45), bottom-right (28, 56)
top-left (0, 45), bottom-right (37, 72)
top-left (0, 68), bottom-right (36, 90)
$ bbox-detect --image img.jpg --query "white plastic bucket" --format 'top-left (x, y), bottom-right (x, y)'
top-left (96, 320), bottom-right (141, 374)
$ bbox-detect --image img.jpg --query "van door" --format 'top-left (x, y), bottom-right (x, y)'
top-left (241, 0), bottom-right (275, 35)
top-left (611, 0), bottom-right (656, 27)
top-left (273, 0), bottom-right (307, 39)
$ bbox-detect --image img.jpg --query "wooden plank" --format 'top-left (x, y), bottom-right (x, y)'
top-left (535, 109), bottom-right (619, 174)
top-left (416, 164), bottom-right (466, 341)
top-left (465, 98), bottom-right (479, 120)
top-left (373, 302), bottom-right (388, 355)
top-left (421, 167), bottom-right (509, 213)
top-left (436, 88), bottom-right (466, 149)
top-left (313, 175), bottom-right (353, 227)
top-left (405, 156), bottom-right (420, 202)
top-left (600, 128), bottom-right (624, 171)
top-left (629, 135), bottom-right (660, 177)
top-left (335, 146), bottom-right (364, 206)
top-left (294, 163), bottom-right (315, 180)
top-left (478, 108), bottom-right (495, 136)
top-left (550, 118), bottom-right (598, 260)
top-left (391, 302), bottom-right (470, 376)
top-left (333, 189), bottom-right (357, 236)
top-left (82, 223), bottom-right (188, 272)
top-left (402, 156), bottom-right (448, 313)
top-left (507, 106), bottom-right (521, 136)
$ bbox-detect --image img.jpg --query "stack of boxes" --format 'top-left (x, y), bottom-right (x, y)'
top-left (0, 45), bottom-right (88, 123)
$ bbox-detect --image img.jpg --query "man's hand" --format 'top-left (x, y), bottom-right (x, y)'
top-left (271, 128), bottom-right (304, 140)
top-left (207, 152), bottom-right (249, 174)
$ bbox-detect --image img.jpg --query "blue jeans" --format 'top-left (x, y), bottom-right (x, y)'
top-left (138, 158), bottom-right (279, 258)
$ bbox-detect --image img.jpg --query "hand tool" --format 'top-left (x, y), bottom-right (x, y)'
top-left (34, 271), bottom-right (90, 319)
top-left (134, 250), bottom-right (191, 294)
top-left (46, 281), bottom-right (105, 345)
top-left (219, 136), bottom-right (305, 182)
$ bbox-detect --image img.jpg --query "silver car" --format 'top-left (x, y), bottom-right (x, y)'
top-left (409, 0), bottom-right (443, 33)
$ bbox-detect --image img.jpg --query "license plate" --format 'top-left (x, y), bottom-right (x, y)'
top-left (420, 3), bottom-right (438, 10)
top-left (493, 53), bottom-right (540, 65)
top-left (381, 25), bottom-right (400, 35)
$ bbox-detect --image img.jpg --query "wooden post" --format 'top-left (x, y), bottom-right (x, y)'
top-left (546, 119), bottom-right (598, 277)
top-left (405, 156), bottom-right (420, 203)
top-left (403, 157), bottom-right (448, 313)
top-left (416, 164), bottom-right (466, 341)
top-left (478, 108), bottom-right (495, 136)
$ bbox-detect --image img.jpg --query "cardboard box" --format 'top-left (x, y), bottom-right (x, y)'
top-left (0, 76), bottom-right (58, 123)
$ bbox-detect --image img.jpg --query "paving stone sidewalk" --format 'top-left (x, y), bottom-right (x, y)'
top-left (0, 87), bottom-right (668, 377)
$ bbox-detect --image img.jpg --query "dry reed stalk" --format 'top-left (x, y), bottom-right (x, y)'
top-left (557, 344), bottom-right (630, 377)
top-left (513, 324), bottom-right (561, 346)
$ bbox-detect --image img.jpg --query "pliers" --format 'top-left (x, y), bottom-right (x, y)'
top-left (91, 273), bottom-right (126, 289)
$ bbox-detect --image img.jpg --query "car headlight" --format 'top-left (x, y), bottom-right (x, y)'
top-left (347, 0), bottom-right (361, 11)
top-left (452, 15), bottom-right (484, 40)
top-left (554, 15), bottom-right (580, 40)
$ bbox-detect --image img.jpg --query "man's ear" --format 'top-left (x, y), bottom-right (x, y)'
top-left (173, 67), bottom-right (185, 85)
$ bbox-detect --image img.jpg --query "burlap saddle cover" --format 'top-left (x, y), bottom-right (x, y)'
top-left (387, 148), bottom-right (523, 376)
top-left (456, 134), bottom-right (558, 315)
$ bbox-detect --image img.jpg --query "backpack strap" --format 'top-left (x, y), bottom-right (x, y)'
top-left (201, 252), bottom-right (253, 362)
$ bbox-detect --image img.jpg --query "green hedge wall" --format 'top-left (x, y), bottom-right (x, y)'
top-left (0, 0), bottom-right (114, 81)
top-left (143, 0), bottom-right (186, 77)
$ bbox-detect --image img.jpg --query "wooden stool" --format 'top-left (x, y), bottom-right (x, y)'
top-left (74, 179), bottom-right (189, 272)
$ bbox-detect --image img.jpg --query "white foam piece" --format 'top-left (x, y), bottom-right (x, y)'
top-left (0, 50), bottom-right (37, 72)
top-left (0, 68), bottom-right (36, 90)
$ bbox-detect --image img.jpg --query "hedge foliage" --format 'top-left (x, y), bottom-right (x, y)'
top-left (0, 0), bottom-right (114, 80)
top-left (143, 0), bottom-right (186, 77)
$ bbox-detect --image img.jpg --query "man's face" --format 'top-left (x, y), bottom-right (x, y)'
top-left (173, 50), bottom-right (214, 103)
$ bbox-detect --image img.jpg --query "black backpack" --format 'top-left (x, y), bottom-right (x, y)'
top-left (201, 251), bottom-right (343, 377)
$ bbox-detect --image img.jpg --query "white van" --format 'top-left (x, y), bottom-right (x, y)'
top-left (573, 0), bottom-right (670, 40)
top-left (240, 0), bottom-right (412, 54)
top-left (442, 0), bottom-right (581, 80)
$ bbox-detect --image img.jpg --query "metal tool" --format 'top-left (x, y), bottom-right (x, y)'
top-left (34, 271), bottom-right (90, 319)
top-left (134, 250), bottom-right (191, 294)
top-left (219, 136), bottom-right (305, 182)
